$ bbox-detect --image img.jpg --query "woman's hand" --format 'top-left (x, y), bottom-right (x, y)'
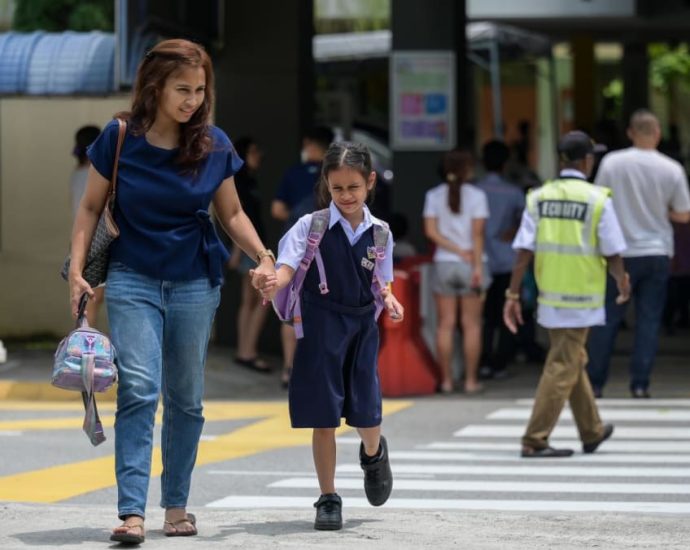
top-left (384, 293), bottom-right (405, 322)
top-left (68, 272), bottom-right (94, 319)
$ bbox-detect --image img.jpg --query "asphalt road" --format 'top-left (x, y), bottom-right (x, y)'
top-left (1, 395), bottom-right (689, 549)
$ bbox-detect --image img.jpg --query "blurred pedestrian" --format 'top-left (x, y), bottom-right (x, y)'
top-left (476, 140), bottom-right (525, 379)
top-left (70, 125), bottom-right (104, 326)
top-left (423, 148), bottom-right (491, 394)
top-left (67, 39), bottom-right (275, 543)
top-left (258, 142), bottom-right (403, 530)
top-left (586, 110), bottom-right (690, 398)
top-left (228, 136), bottom-right (271, 373)
top-left (271, 126), bottom-right (334, 388)
top-left (504, 130), bottom-right (630, 458)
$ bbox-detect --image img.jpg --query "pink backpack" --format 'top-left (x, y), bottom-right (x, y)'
top-left (272, 209), bottom-right (390, 338)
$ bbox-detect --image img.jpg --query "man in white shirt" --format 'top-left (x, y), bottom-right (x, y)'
top-left (504, 131), bottom-right (630, 458)
top-left (586, 110), bottom-right (690, 398)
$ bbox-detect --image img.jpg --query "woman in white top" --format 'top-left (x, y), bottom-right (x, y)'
top-left (423, 149), bottom-right (490, 394)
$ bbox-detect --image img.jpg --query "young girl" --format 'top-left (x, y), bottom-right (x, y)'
top-left (69, 39), bottom-right (275, 543)
top-left (254, 142), bottom-right (404, 530)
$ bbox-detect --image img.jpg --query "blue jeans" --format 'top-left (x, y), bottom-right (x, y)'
top-left (586, 256), bottom-right (670, 392)
top-left (106, 262), bottom-right (220, 519)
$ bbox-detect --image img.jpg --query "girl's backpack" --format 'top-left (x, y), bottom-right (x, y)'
top-left (272, 209), bottom-right (390, 338)
top-left (52, 294), bottom-right (117, 446)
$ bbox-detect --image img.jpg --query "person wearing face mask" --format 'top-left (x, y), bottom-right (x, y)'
top-left (271, 126), bottom-right (334, 387)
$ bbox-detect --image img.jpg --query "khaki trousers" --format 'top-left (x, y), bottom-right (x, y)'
top-left (522, 328), bottom-right (604, 449)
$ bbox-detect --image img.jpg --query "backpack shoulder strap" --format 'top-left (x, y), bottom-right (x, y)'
top-left (307, 209), bottom-right (331, 294)
top-left (372, 221), bottom-right (390, 253)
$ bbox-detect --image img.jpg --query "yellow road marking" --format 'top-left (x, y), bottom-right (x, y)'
top-left (0, 400), bottom-right (412, 502)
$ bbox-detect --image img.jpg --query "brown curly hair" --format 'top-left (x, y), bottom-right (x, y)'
top-left (115, 39), bottom-right (215, 172)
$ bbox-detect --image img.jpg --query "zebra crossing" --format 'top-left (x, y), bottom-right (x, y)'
top-left (205, 398), bottom-right (690, 515)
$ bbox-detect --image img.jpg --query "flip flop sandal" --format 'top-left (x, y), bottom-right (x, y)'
top-left (164, 512), bottom-right (197, 537)
top-left (110, 517), bottom-right (145, 544)
top-left (234, 356), bottom-right (272, 374)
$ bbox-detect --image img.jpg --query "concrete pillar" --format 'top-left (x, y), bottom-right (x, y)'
top-left (622, 42), bottom-right (649, 127)
top-left (212, 1), bottom-right (314, 349)
top-left (391, 0), bottom-right (467, 247)
top-left (572, 34), bottom-right (595, 132)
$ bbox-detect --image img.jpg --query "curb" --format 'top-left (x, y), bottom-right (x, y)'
top-left (0, 381), bottom-right (117, 401)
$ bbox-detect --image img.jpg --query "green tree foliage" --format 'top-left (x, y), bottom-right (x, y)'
top-left (13, 0), bottom-right (113, 32)
top-left (649, 43), bottom-right (690, 92)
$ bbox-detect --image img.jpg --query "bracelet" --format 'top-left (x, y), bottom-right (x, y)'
top-left (255, 249), bottom-right (276, 265)
top-left (504, 289), bottom-right (520, 301)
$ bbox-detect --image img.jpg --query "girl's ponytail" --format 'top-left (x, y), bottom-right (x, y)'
top-left (443, 148), bottom-right (473, 214)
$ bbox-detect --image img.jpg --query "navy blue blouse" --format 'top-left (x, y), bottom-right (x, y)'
top-left (88, 119), bottom-right (243, 286)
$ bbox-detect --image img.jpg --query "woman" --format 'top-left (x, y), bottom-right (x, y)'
top-left (68, 39), bottom-right (275, 544)
top-left (228, 136), bottom-right (271, 372)
top-left (423, 148), bottom-right (490, 394)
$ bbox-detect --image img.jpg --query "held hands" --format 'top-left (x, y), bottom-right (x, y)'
top-left (249, 260), bottom-right (278, 301)
top-left (470, 266), bottom-right (482, 290)
top-left (384, 293), bottom-right (405, 322)
top-left (68, 272), bottom-right (94, 319)
top-left (616, 272), bottom-right (631, 305)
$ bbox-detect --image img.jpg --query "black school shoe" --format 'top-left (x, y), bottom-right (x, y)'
top-left (360, 435), bottom-right (393, 506)
top-left (313, 493), bottom-right (343, 530)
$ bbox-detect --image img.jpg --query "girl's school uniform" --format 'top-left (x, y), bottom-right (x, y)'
top-left (276, 202), bottom-right (394, 429)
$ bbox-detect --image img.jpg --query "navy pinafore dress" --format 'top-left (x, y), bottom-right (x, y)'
top-left (289, 222), bottom-right (382, 428)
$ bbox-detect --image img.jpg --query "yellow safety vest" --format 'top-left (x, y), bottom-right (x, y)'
top-left (527, 178), bottom-right (611, 309)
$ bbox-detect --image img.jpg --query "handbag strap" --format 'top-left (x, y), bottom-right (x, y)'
top-left (108, 118), bottom-right (127, 200)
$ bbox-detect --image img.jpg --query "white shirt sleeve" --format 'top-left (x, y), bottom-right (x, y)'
top-left (594, 157), bottom-right (612, 189)
top-left (597, 198), bottom-right (627, 256)
top-left (422, 189), bottom-right (438, 218)
top-left (670, 167), bottom-right (690, 213)
top-left (276, 214), bottom-right (311, 270)
top-left (511, 208), bottom-right (536, 251)
top-left (473, 187), bottom-right (490, 219)
top-left (382, 230), bottom-right (395, 282)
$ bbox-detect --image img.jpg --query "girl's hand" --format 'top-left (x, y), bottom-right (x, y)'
top-left (384, 293), bottom-right (404, 322)
top-left (68, 273), bottom-right (94, 319)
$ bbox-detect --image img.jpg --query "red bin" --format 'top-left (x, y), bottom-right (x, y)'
top-left (378, 259), bottom-right (440, 397)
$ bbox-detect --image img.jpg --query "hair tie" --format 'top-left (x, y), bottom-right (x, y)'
top-left (144, 50), bottom-right (155, 59)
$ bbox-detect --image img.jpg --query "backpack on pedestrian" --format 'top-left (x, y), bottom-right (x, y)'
top-left (272, 208), bottom-right (390, 338)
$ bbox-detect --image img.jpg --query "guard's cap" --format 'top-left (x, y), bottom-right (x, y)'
top-left (557, 130), bottom-right (607, 161)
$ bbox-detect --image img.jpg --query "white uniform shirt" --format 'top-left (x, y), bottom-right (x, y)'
top-left (512, 169), bottom-right (627, 328)
top-left (423, 182), bottom-right (489, 262)
top-left (595, 147), bottom-right (690, 258)
top-left (276, 201), bottom-right (395, 282)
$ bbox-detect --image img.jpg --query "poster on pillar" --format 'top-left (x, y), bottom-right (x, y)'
top-left (390, 51), bottom-right (456, 151)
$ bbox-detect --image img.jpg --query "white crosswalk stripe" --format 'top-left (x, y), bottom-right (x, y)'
top-left (206, 399), bottom-right (690, 514)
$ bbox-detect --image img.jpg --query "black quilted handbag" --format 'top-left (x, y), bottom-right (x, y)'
top-left (61, 119), bottom-right (126, 287)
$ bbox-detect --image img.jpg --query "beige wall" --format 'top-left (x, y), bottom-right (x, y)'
top-left (0, 96), bottom-right (130, 337)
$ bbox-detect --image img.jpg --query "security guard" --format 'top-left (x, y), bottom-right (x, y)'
top-left (503, 130), bottom-right (631, 458)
